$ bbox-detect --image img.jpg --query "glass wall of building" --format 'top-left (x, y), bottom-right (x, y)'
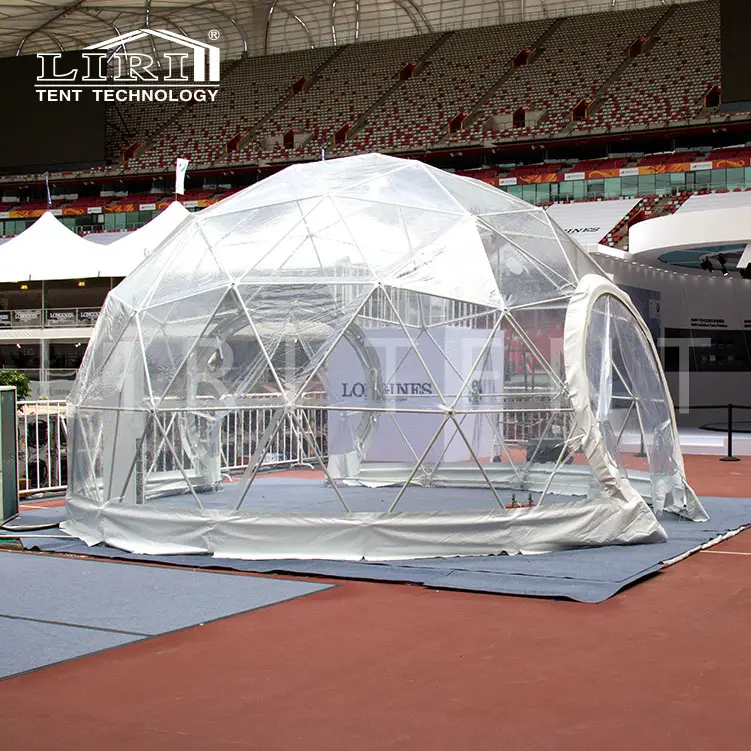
top-left (502, 166), bottom-right (751, 205)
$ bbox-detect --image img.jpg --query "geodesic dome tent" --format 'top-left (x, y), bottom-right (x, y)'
top-left (63, 154), bottom-right (707, 560)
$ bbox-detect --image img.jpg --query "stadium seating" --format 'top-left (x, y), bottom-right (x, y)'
top-left (579, 1), bottom-right (721, 131)
top-left (242, 34), bottom-right (440, 161)
top-left (106, 91), bottom-right (188, 167)
top-left (465, 7), bottom-right (665, 142)
top-left (178, 189), bottom-right (220, 202)
top-left (117, 2), bottom-right (727, 166)
top-left (603, 196), bottom-right (650, 248)
top-left (661, 192), bottom-right (694, 214)
top-left (635, 151), bottom-right (700, 168)
top-left (10, 199), bottom-right (63, 212)
top-left (105, 192), bottom-right (166, 208)
top-left (343, 21), bottom-right (549, 154)
top-left (706, 146), bottom-right (751, 162)
top-left (0, 0), bottom-right (738, 177)
top-left (506, 162), bottom-right (565, 178)
top-left (127, 50), bottom-right (332, 171)
top-left (566, 158), bottom-right (630, 173)
top-left (63, 196), bottom-right (111, 212)
top-left (0, 0), bottom-right (748, 222)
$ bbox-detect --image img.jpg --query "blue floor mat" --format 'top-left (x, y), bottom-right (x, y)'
top-left (9, 496), bottom-right (751, 604)
top-left (0, 616), bottom-right (141, 679)
top-left (0, 550), bottom-right (331, 679)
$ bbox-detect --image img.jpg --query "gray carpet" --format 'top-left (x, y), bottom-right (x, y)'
top-left (0, 551), bottom-right (331, 679)
top-left (150, 478), bottom-right (568, 512)
top-left (8, 496), bottom-right (751, 604)
top-left (0, 616), bottom-right (141, 679)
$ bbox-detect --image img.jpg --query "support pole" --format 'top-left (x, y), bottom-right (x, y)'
top-left (635, 432), bottom-right (646, 459)
top-left (39, 338), bottom-right (49, 399)
top-left (720, 403), bottom-right (740, 462)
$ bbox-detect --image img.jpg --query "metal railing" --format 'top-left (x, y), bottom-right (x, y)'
top-left (17, 399), bottom-right (747, 497)
top-left (14, 398), bottom-right (567, 496)
top-left (16, 401), bottom-right (329, 497)
top-left (17, 400), bottom-right (68, 494)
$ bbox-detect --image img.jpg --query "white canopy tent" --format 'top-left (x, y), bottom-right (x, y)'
top-left (0, 212), bottom-right (107, 282)
top-left (94, 202), bottom-right (191, 277)
top-left (0, 204), bottom-right (192, 283)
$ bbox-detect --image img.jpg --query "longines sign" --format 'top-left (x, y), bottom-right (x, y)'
top-left (327, 327), bottom-right (505, 464)
top-left (35, 29), bottom-right (220, 104)
top-left (341, 381), bottom-right (434, 398)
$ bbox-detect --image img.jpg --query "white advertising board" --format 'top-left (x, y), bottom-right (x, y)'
top-left (326, 326), bottom-right (504, 467)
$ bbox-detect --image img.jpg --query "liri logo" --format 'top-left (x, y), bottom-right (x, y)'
top-left (36, 28), bottom-right (220, 104)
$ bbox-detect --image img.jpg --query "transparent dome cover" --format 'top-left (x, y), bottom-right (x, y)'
top-left (63, 154), bottom-right (706, 560)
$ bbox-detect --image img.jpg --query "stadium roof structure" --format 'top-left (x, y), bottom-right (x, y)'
top-left (0, 0), bottom-right (703, 61)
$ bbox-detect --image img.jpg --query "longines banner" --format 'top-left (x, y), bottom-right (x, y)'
top-left (326, 327), bottom-right (504, 464)
top-left (546, 198), bottom-right (642, 245)
top-left (45, 309), bottom-right (78, 327)
top-left (13, 309), bottom-right (42, 326)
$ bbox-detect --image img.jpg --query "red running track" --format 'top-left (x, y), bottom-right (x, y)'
top-left (1, 532), bottom-right (750, 750)
top-left (5, 454), bottom-right (750, 750)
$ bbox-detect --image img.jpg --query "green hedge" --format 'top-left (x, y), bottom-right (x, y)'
top-left (0, 370), bottom-right (31, 401)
